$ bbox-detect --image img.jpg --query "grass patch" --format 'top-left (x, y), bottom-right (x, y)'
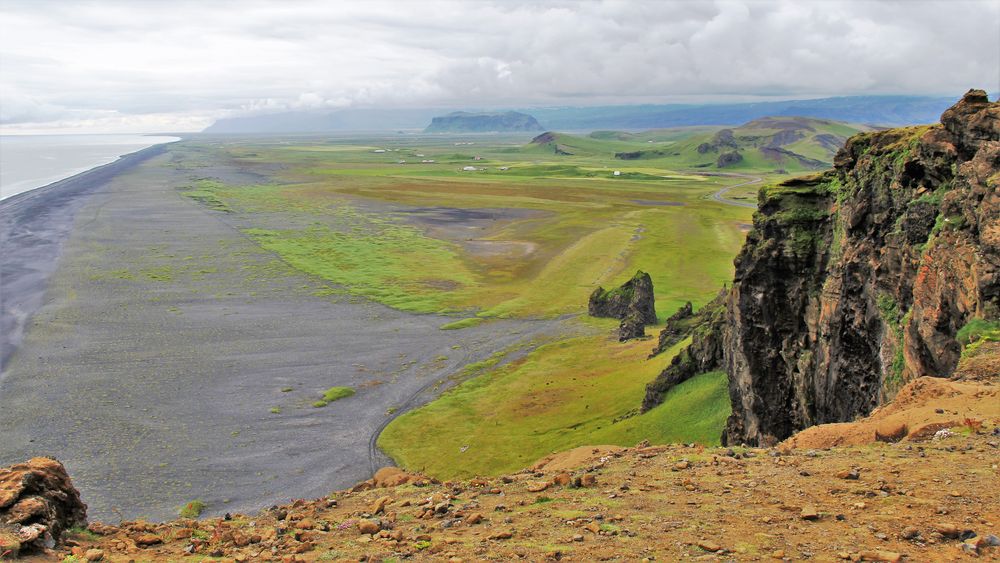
top-left (378, 336), bottom-right (728, 479)
top-left (440, 317), bottom-right (485, 330)
top-left (957, 318), bottom-right (1000, 345)
top-left (313, 386), bottom-right (355, 407)
top-left (179, 499), bottom-right (207, 518)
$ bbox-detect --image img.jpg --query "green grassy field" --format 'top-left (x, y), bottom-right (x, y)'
top-left (171, 127), bottom-right (810, 477)
top-left (378, 332), bottom-right (730, 478)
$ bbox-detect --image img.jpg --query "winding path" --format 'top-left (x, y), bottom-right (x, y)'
top-left (706, 173), bottom-right (762, 208)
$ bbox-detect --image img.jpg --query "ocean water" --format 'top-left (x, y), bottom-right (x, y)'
top-left (0, 134), bottom-right (180, 200)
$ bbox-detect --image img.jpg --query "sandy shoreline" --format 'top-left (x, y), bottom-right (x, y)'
top-left (0, 143), bottom-right (174, 372)
top-left (0, 143), bottom-right (564, 521)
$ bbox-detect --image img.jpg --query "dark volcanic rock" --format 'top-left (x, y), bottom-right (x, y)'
top-left (722, 89), bottom-right (999, 445)
top-left (648, 301), bottom-right (695, 358)
top-left (589, 270), bottom-right (656, 325)
top-left (0, 458), bottom-right (87, 555)
top-left (644, 293), bottom-right (727, 409)
top-left (618, 311), bottom-right (647, 342)
top-left (642, 89), bottom-right (1000, 447)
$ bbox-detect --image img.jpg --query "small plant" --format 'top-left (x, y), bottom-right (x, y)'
top-left (963, 417), bottom-right (984, 434)
top-left (414, 540), bottom-right (432, 550)
top-left (313, 386), bottom-right (355, 408)
top-left (179, 499), bottom-right (207, 518)
top-left (956, 318), bottom-right (1000, 345)
top-left (533, 496), bottom-right (554, 504)
top-left (65, 526), bottom-right (99, 540)
top-left (269, 407), bottom-right (281, 414)
top-left (280, 387), bottom-right (293, 392)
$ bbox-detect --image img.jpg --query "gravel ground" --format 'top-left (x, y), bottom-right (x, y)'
top-left (0, 152), bottom-right (564, 522)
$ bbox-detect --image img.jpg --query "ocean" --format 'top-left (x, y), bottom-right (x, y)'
top-left (0, 134), bottom-right (180, 200)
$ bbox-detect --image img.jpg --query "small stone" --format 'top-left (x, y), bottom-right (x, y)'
top-left (934, 523), bottom-right (961, 538)
top-left (674, 461), bottom-right (690, 470)
top-left (697, 539), bottom-right (722, 552)
top-left (859, 550), bottom-right (902, 562)
top-left (84, 549), bottom-right (105, 562)
top-left (527, 481), bottom-right (550, 493)
top-left (771, 550), bottom-right (785, 559)
top-left (584, 522), bottom-right (601, 534)
top-left (572, 534), bottom-right (584, 542)
top-left (489, 530), bottom-right (513, 540)
top-left (466, 513), bottom-right (483, 525)
top-left (553, 473), bottom-right (572, 486)
top-left (357, 520), bottom-right (380, 535)
top-left (371, 496), bottom-right (392, 515)
top-left (835, 469), bottom-right (860, 480)
top-left (901, 526), bottom-right (920, 540)
top-left (134, 534), bottom-right (162, 547)
top-left (800, 505), bottom-right (820, 520)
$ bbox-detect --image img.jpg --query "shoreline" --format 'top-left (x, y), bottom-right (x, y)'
top-left (0, 145), bottom-right (564, 521)
top-left (0, 142), bottom-right (175, 372)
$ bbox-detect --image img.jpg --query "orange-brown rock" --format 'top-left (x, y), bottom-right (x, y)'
top-left (0, 457), bottom-right (87, 556)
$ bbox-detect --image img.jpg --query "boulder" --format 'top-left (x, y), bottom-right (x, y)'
top-left (618, 311), bottom-right (646, 342)
top-left (589, 270), bottom-right (656, 325)
top-left (0, 457), bottom-right (87, 556)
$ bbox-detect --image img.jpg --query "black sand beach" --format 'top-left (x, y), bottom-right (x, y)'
top-left (0, 146), bottom-right (562, 521)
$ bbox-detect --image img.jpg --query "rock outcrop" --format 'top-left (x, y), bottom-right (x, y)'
top-left (1, 457), bottom-right (87, 556)
top-left (589, 271), bottom-right (657, 341)
top-left (644, 90), bottom-right (1000, 446)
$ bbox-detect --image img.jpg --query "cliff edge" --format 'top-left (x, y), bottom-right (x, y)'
top-left (644, 89), bottom-right (999, 446)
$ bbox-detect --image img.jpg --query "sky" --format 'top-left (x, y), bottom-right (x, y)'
top-left (1, 0), bottom-right (998, 134)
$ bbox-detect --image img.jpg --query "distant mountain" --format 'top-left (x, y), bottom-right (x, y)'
top-left (202, 95), bottom-right (968, 134)
top-left (527, 95), bottom-right (960, 130)
top-left (423, 111), bottom-right (543, 133)
top-left (203, 108), bottom-right (443, 134)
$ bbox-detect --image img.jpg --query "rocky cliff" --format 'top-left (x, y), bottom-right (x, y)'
top-left (644, 90), bottom-right (999, 446)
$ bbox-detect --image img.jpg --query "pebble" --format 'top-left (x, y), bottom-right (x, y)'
top-left (697, 539), bottom-right (722, 552)
top-left (858, 550), bottom-right (902, 562)
top-left (835, 469), bottom-right (860, 480)
top-left (357, 520), bottom-right (380, 535)
top-left (901, 526), bottom-right (920, 540)
top-left (800, 505), bottom-right (820, 520)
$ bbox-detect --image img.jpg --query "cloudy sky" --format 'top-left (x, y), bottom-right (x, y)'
top-left (1, 0), bottom-right (997, 133)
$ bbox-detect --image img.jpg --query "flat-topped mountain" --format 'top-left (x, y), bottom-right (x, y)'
top-left (423, 111), bottom-right (543, 133)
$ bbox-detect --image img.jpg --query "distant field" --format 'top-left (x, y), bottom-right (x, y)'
top-left (173, 127), bottom-right (817, 476)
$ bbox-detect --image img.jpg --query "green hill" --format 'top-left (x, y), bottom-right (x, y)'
top-left (520, 118), bottom-right (873, 173)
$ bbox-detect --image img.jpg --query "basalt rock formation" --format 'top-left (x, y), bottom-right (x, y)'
top-left (0, 457), bottom-right (87, 556)
top-left (589, 271), bottom-right (657, 341)
top-left (644, 90), bottom-right (1000, 446)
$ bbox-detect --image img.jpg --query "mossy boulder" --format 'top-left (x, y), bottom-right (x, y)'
top-left (588, 270), bottom-right (656, 326)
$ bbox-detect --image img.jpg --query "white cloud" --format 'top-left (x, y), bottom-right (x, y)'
top-left (1, 0), bottom-right (997, 133)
